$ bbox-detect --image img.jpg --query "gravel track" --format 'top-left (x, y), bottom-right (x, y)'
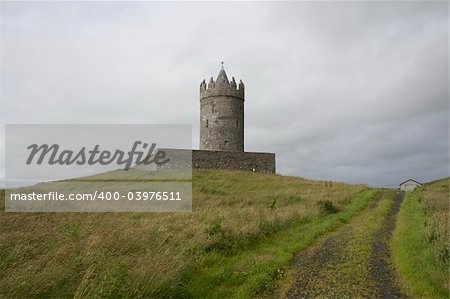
top-left (368, 192), bottom-right (405, 299)
top-left (285, 192), bottom-right (406, 299)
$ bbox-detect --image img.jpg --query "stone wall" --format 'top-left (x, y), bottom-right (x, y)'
top-left (159, 149), bottom-right (276, 174)
top-left (193, 150), bottom-right (275, 174)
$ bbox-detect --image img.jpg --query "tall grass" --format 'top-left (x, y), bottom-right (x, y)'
top-left (0, 169), bottom-right (366, 298)
top-left (392, 178), bottom-right (449, 298)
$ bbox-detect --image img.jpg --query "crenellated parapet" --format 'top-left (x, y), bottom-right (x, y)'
top-left (200, 72), bottom-right (244, 101)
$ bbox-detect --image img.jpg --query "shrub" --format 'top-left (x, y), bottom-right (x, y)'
top-left (316, 199), bottom-right (338, 215)
top-left (205, 218), bottom-right (243, 254)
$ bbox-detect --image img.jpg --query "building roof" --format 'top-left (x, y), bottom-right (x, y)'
top-left (399, 179), bottom-right (422, 186)
top-left (216, 67), bottom-right (229, 86)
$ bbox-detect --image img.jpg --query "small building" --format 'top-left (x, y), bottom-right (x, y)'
top-left (399, 179), bottom-right (422, 191)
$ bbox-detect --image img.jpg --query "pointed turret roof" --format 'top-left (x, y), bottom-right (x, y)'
top-left (216, 64), bottom-right (229, 86)
top-left (199, 63), bottom-right (244, 101)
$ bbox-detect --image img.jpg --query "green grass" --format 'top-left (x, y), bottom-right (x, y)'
top-left (0, 169), bottom-right (371, 298)
top-left (177, 189), bottom-right (378, 298)
top-left (392, 178), bottom-right (449, 298)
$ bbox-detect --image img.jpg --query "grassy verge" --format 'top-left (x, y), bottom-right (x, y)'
top-left (392, 179), bottom-right (449, 298)
top-left (177, 189), bottom-right (378, 298)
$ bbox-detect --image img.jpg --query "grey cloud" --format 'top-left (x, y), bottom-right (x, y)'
top-left (0, 1), bottom-right (448, 187)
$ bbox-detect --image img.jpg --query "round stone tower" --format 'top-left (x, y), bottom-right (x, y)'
top-left (200, 65), bottom-right (245, 152)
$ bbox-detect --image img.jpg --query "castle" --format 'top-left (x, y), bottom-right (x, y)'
top-left (163, 65), bottom-right (276, 174)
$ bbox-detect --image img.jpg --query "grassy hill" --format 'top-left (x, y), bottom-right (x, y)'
top-left (7, 171), bottom-right (449, 298)
top-left (1, 169), bottom-right (375, 298)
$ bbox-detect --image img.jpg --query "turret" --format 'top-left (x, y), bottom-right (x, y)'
top-left (199, 64), bottom-right (245, 152)
top-left (200, 66), bottom-right (244, 102)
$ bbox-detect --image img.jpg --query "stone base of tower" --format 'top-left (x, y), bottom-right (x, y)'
top-left (157, 149), bottom-right (276, 174)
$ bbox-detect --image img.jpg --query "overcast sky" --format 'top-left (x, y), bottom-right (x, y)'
top-left (1, 1), bottom-right (448, 187)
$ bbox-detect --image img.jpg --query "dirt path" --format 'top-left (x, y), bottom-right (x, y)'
top-left (284, 191), bottom-right (406, 298)
top-left (368, 192), bottom-right (405, 298)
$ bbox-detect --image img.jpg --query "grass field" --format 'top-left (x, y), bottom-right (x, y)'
top-left (392, 178), bottom-right (449, 298)
top-left (0, 169), bottom-right (371, 298)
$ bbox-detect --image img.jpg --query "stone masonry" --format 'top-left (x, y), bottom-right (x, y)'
top-left (192, 150), bottom-right (275, 173)
top-left (196, 65), bottom-right (276, 173)
top-left (200, 66), bottom-right (245, 152)
top-left (154, 65), bottom-right (276, 174)
top-left (159, 148), bottom-right (275, 174)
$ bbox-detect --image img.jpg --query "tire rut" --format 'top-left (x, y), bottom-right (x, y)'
top-left (368, 192), bottom-right (405, 298)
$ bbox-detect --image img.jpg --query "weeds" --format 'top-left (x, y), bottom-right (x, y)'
top-left (422, 179), bottom-right (449, 266)
top-left (316, 199), bottom-right (338, 215)
top-left (392, 178), bottom-right (449, 298)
